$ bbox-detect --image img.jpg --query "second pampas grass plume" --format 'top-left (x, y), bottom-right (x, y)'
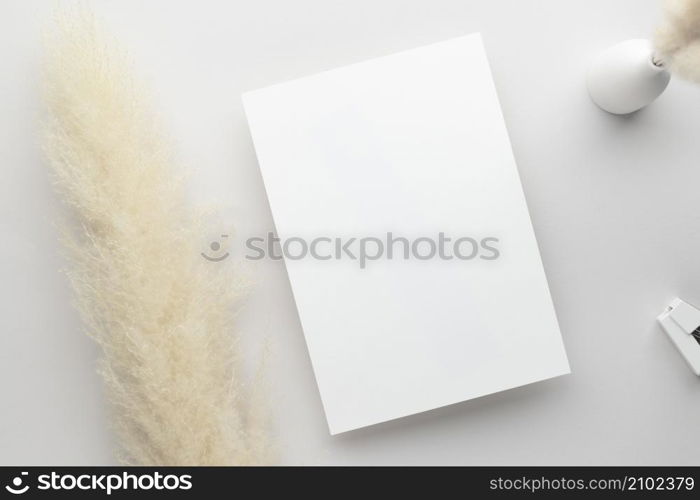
top-left (43, 10), bottom-right (269, 465)
top-left (655, 0), bottom-right (700, 83)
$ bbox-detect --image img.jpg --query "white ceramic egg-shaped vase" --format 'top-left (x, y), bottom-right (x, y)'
top-left (587, 39), bottom-right (671, 115)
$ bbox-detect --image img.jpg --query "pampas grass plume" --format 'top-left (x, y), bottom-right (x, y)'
top-left (655, 0), bottom-right (700, 83)
top-left (43, 9), bottom-right (269, 465)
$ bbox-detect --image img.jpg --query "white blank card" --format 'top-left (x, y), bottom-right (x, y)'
top-left (243, 33), bottom-right (570, 434)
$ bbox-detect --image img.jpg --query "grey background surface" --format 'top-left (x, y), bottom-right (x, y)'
top-left (1, 0), bottom-right (699, 465)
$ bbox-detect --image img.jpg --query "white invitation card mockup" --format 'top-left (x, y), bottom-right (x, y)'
top-left (243, 34), bottom-right (570, 434)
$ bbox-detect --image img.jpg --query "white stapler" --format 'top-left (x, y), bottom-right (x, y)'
top-left (658, 298), bottom-right (700, 376)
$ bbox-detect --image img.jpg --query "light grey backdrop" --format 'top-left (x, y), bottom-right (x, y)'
top-left (2, 0), bottom-right (699, 465)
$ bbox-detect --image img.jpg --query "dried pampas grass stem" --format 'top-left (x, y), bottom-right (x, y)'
top-left (43, 10), bottom-right (268, 465)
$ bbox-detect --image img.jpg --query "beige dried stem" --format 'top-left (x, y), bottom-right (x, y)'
top-left (43, 9), bottom-right (269, 465)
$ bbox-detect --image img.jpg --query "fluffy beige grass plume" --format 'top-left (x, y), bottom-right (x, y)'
top-left (655, 0), bottom-right (700, 83)
top-left (43, 10), bottom-right (269, 465)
